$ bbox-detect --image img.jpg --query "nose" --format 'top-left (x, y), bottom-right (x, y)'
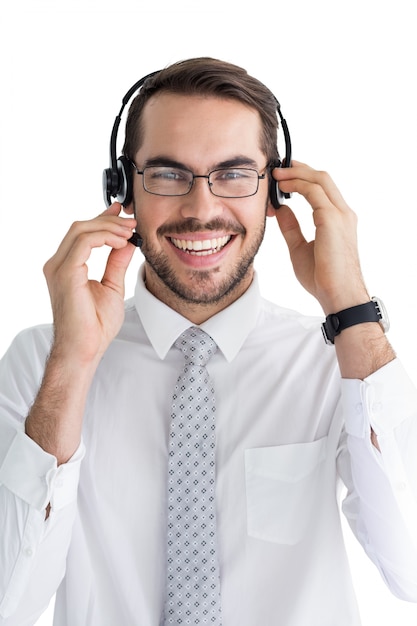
top-left (179, 176), bottom-right (224, 221)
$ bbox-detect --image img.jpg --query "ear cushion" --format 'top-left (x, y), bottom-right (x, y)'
top-left (269, 177), bottom-right (281, 210)
top-left (102, 166), bottom-right (117, 207)
top-left (116, 155), bottom-right (133, 207)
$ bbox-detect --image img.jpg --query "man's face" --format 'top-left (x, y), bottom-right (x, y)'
top-left (131, 93), bottom-right (273, 313)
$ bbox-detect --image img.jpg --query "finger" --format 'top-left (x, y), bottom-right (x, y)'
top-left (273, 162), bottom-right (350, 212)
top-left (46, 208), bottom-right (136, 271)
top-left (64, 229), bottom-right (134, 267)
top-left (272, 160), bottom-right (316, 177)
top-left (44, 228), bottom-right (135, 287)
top-left (274, 204), bottom-right (307, 253)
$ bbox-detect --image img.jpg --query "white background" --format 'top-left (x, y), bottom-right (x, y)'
top-left (1, 1), bottom-right (417, 624)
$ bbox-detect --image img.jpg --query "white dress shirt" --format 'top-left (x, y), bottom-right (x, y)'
top-left (1, 270), bottom-right (417, 626)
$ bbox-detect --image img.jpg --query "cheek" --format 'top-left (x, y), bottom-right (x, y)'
top-left (133, 198), bottom-right (171, 245)
top-left (240, 199), bottom-right (269, 231)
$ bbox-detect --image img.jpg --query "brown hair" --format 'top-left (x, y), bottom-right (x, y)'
top-left (122, 57), bottom-right (280, 165)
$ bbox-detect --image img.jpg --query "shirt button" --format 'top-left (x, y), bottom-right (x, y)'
top-left (395, 482), bottom-right (407, 492)
top-left (55, 479), bottom-right (64, 488)
top-left (24, 547), bottom-right (34, 558)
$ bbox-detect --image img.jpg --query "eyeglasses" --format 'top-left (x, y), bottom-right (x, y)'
top-left (130, 162), bottom-right (267, 198)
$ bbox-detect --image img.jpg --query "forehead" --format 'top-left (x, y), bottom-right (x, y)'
top-left (136, 93), bottom-right (265, 167)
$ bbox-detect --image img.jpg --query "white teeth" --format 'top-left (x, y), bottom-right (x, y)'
top-left (171, 235), bottom-right (231, 255)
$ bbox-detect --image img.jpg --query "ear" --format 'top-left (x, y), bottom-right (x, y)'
top-left (123, 201), bottom-right (135, 215)
top-left (266, 198), bottom-right (277, 218)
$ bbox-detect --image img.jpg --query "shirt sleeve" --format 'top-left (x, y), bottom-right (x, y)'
top-left (0, 328), bottom-right (84, 622)
top-left (340, 358), bottom-right (417, 602)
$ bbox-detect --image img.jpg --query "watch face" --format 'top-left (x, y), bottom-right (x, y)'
top-left (372, 297), bottom-right (390, 333)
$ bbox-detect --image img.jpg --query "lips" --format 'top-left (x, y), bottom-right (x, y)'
top-left (170, 235), bottom-right (232, 256)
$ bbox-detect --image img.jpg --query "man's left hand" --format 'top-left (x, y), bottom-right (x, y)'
top-left (271, 160), bottom-right (370, 315)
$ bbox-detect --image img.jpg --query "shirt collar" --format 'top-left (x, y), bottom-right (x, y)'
top-left (134, 265), bottom-right (261, 362)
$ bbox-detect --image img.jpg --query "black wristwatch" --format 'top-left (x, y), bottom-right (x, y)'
top-left (321, 297), bottom-right (390, 345)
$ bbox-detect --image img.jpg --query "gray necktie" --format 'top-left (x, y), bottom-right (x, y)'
top-left (164, 326), bottom-right (222, 624)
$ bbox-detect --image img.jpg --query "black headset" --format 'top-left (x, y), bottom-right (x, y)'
top-left (102, 69), bottom-right (292, 246)
top-left (103, 70), bottom-right (160, 210)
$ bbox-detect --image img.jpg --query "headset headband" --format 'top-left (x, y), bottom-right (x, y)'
top-left (102, 69), bottom-right (292, 210)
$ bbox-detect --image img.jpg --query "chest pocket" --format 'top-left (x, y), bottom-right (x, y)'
top-left (245, 437), bottom-right (327, 545)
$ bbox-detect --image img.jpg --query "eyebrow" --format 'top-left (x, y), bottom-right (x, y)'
top-left (142, 155), bottom-right (260, 171)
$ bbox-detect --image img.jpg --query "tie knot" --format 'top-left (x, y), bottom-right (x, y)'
top-left (175, 327), bottom-right (217, 366)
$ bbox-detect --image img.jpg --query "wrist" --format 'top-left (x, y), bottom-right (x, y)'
top-left (49, 339), bottom-right (104, 374)
top-left (321, 297), bottom-right (390, 346)
top-left (25, 350), bottom-right (96, 465)
top-left (319, 290), bottom-right (370, 318)
top-left (334, 324), bottom-right (395, 379)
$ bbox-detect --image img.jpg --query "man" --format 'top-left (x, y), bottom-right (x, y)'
top-left (0, 57), bottom-right (416, 625)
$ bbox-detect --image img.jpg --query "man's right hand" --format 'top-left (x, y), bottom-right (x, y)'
top-left (25, 204), bottom-right (136, 464)
top-left (43, 203), bottom-right (136, 366)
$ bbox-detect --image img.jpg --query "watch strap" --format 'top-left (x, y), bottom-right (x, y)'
top-left (321, 300), bottom-right (382, 345)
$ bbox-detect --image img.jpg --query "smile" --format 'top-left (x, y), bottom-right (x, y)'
top-left (170, 235), bottom-right (232, 256)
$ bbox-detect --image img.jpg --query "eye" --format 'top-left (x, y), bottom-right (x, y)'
top-left (149, 167), bottom-right (190, 182)
top-left (214, 168), bottom-right (252, 181)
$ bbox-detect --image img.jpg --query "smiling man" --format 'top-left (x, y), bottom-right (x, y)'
top-left (1, 58), bottom-right (417, 626)
top-left (129, 93), bottom-right (270, 320)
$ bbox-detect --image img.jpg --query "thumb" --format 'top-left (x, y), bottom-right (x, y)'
top-left (101, 242), bottom-right (136, 297)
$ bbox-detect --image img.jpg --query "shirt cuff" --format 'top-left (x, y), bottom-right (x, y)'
top-left (341, 358), bottom-right (417, 439)
top-left (0, 420), bottom-right (85, 511)
top-left (342, 358), bottom-right (417, 555)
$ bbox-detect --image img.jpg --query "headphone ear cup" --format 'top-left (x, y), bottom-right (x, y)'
top-left (269, 176), bottom-right (281, 210)
top-left (102, 156), bottom-right (133, 207)
top-left (102, 167), bottom-right (117, 207)
top-left (269, 161), bottom-right (292, 210)
top-left (269, 160), bottom-right (282, 210)
top-left (116, 156), bottom-right (133, 207)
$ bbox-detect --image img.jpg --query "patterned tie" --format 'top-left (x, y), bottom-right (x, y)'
top-left (164, 326), bottom-right (222, 625)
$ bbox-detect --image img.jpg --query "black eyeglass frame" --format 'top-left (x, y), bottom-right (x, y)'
top-left (129, 161), bottom-right (268, 199)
